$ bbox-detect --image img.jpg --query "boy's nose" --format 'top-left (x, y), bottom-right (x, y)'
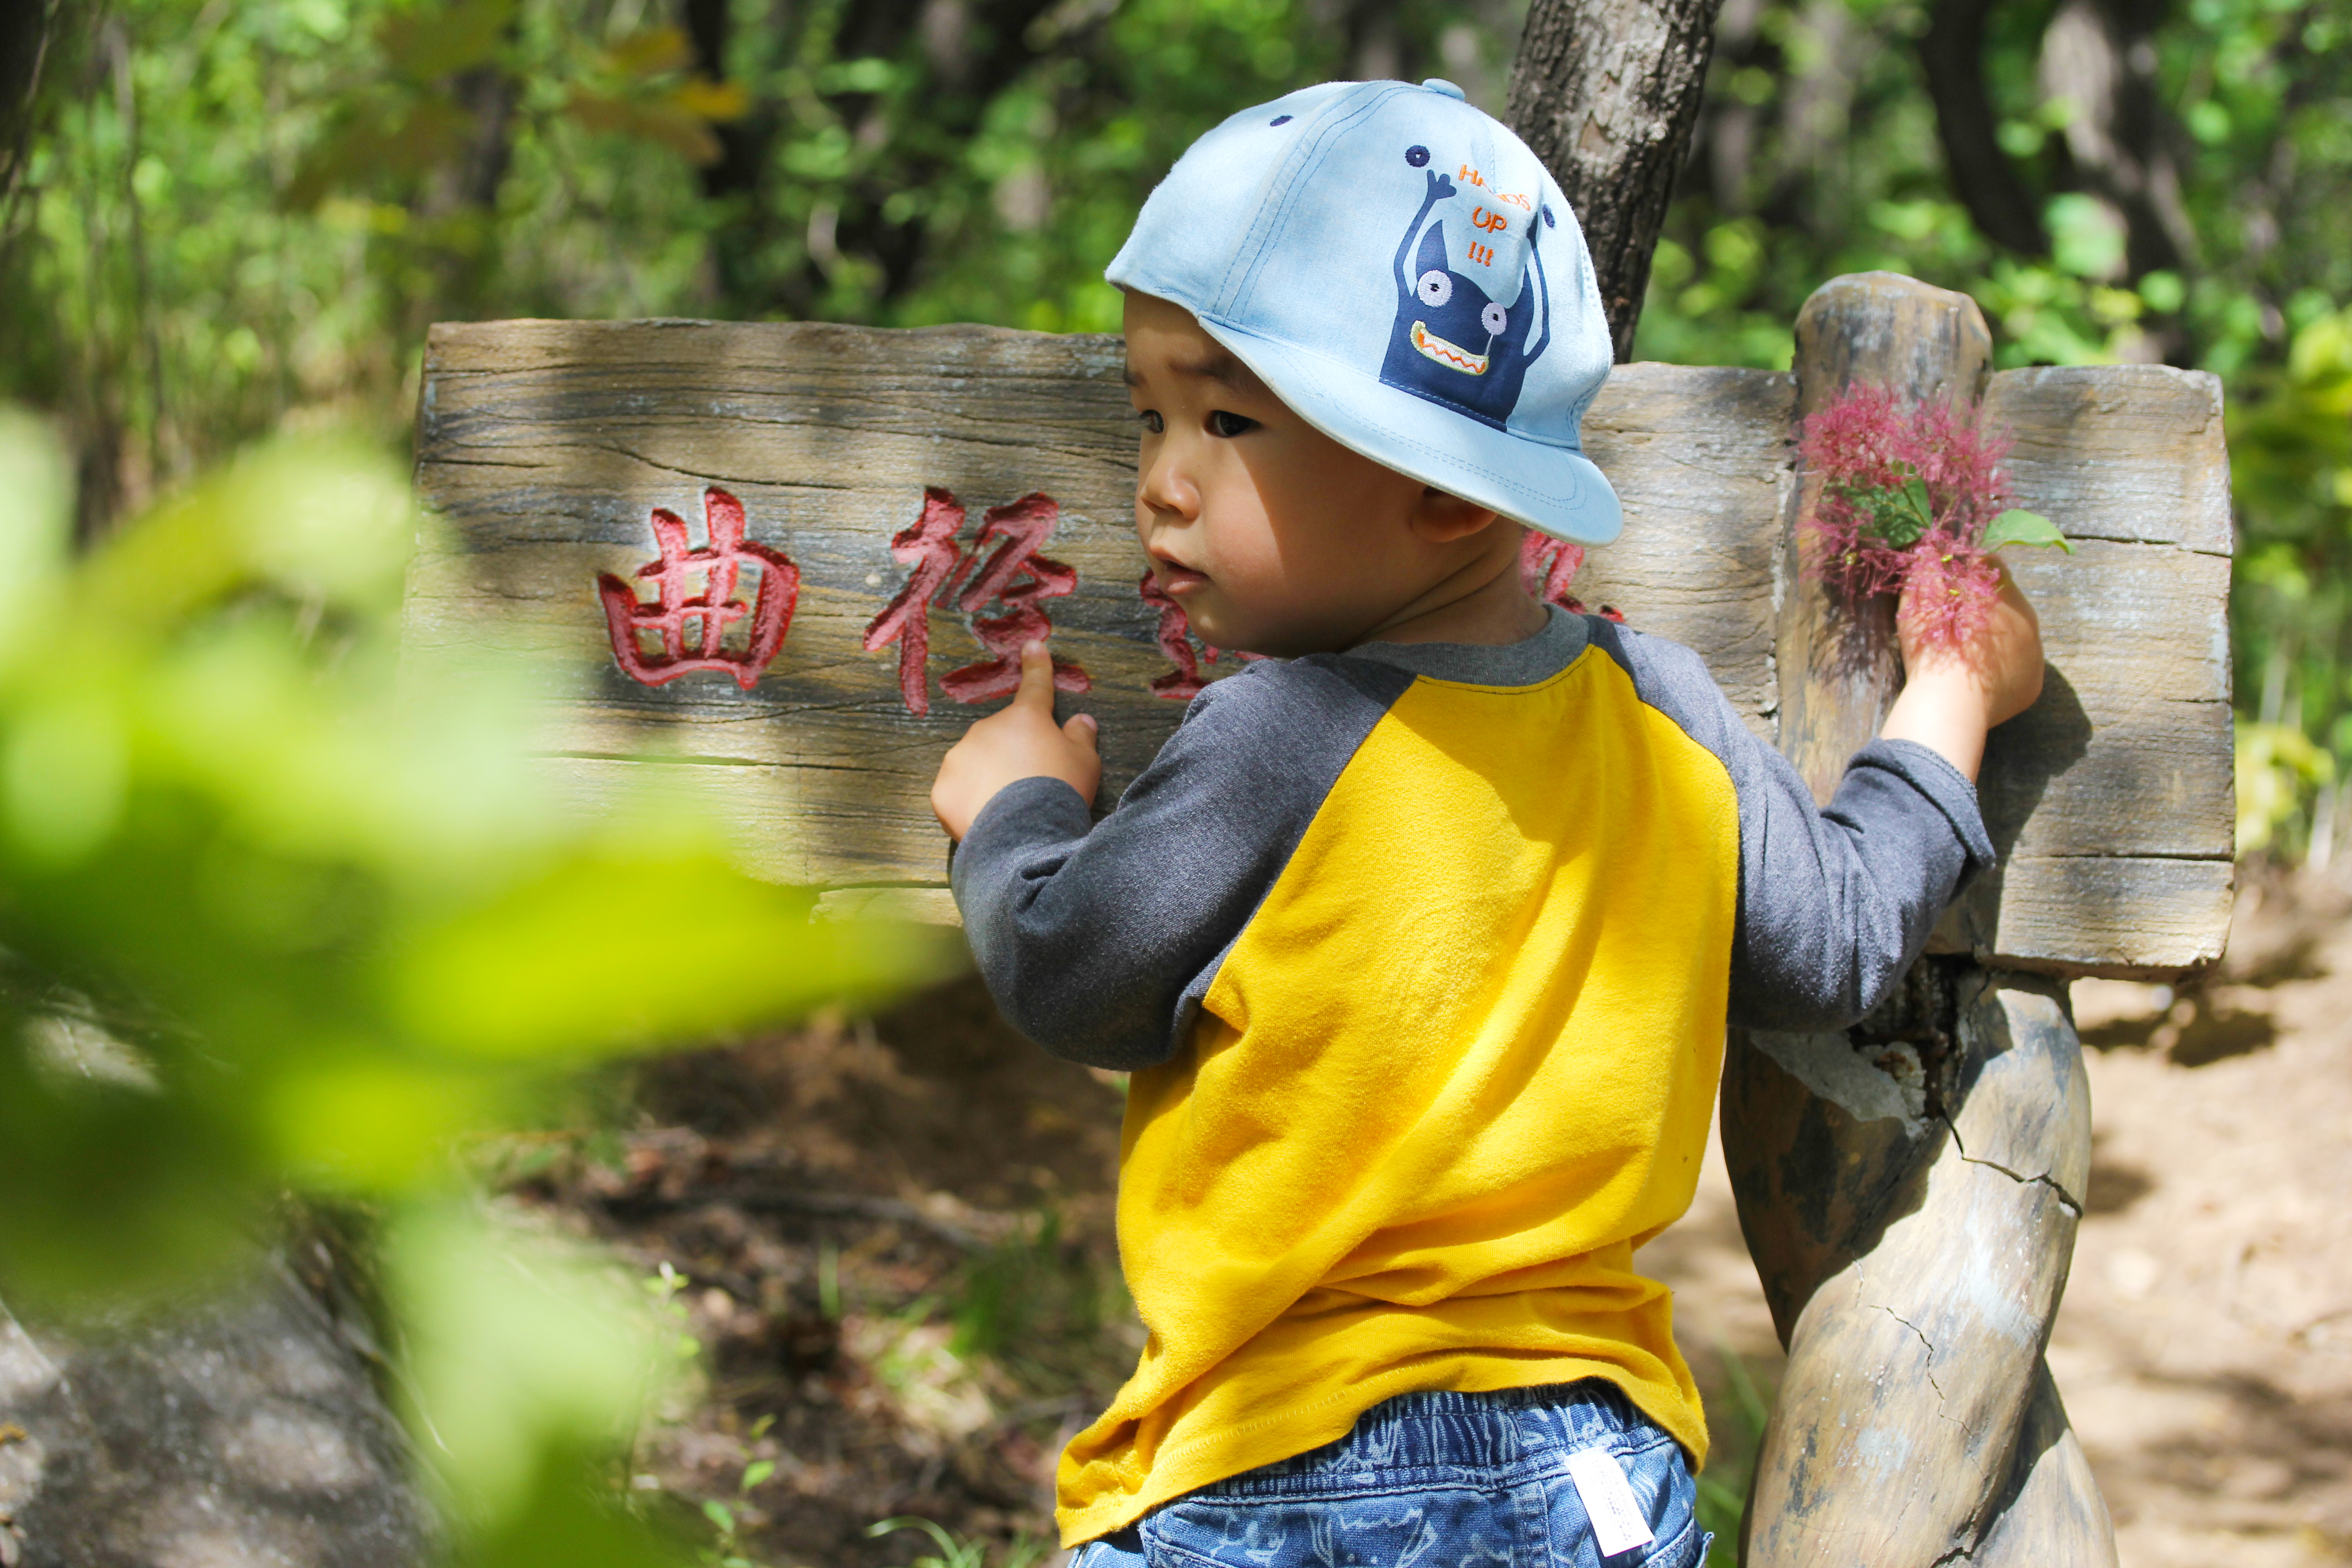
top-left (1137, 445), bottom-right (1201, 522)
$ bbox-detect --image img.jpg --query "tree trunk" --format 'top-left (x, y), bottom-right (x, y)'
top-left (2038, 0), bottom-right (2195, 283)
top-left (1920, 0), bottom-right (2050, 256)
top-left (0, 0), bottom-right (61, 241)
top-left (1504, 0), bottom-right (1727, 361)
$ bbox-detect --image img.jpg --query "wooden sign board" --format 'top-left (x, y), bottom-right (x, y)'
top-left (407, 320), bottom-right (2233, 977)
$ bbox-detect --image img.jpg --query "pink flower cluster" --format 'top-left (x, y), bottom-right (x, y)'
top-left (1799, 382), bottom-right (2014, 648)
top-left (1519, 534), bottom-right (1622, 621)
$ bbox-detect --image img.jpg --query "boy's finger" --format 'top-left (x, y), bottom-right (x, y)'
top-left (1063, 712), bottom-right (1099, 755)
top-left (1013, 640), bottom-right (1055, 711)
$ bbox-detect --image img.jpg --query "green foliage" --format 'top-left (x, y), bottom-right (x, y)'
top-left (1693, 1342), bottom-right (1769, 1565)
top-left (2236, 720), bottom-right (2333, 858)
top-left (866, 1516), bottom-right (1046, 1568)
top-left (2229, 301), bottom-right (2352, 843)
top-left (0, 411), bottom-right (953, 1557)
top-left (1635, 0), bottom-right (2351, 851)
top-left (0, 0), bottom-right (1514, 510)
top-left (1637, 0), bottom-right (2352, 380)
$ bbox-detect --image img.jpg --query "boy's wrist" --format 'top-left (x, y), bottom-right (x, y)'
top-left (1880, 670), bottom-right (1993, 782)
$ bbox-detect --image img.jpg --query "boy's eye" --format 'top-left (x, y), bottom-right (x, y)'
top-left (1136, 409), bottom-right (1165, 434)
top-left (1208, 410), bottom-right (1257, 438)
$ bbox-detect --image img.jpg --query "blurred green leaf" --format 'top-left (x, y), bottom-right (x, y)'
top-left (285, 95), bottom-right (472, 210)
top-left (671, 78), bottom-right (748, 122)
top-left (0, 412), bottom-right (70, 613)
top-left (387, 856), bottom-right (954, 1059)
top-left (564, 89), bottom-right (723, 164)
top-left (0, 421), bottom-right (947, 1558)
top-left (2238, 720), bottom-right (2333, 855)
top-left (603, 25), bottom-right (694, 79)
top-left (391, 1200), bottom-right (663, 1517)
top-left (1982, 509), bottom-right (2071, 552)
top-left (380, 0), bottom-right (515, 80)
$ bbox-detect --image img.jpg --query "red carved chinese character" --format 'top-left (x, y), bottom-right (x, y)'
top-left (861, 486), bottom-right (968, 716)
top-left (1137, 572), bottom-right (1225, 699)
top-left (598, 487), bottom-right (800, 691)
top-left (1138, 572), bottom-right (1263, 698)
top-left (1139, 571), bottom-right (1210, 699)
top-left (1519, 532), bottom-right (1622, 622)
top-left (939, 493), bottom-right (1093, 704)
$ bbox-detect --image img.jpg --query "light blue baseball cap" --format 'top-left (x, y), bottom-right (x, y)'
top-left (1107, 78), bottom-right (1621, 544)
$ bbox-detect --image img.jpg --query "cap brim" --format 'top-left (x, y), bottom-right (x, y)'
top-left (1194, 315), bottom-right (1623, 546)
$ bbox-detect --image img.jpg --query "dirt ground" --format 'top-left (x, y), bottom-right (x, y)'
top-left (1646, 860), bottom-right (2352, 1566)
top-left (519, 862), bottom-right (2352, 1567)
top-left (2052, 866), bottom-right (2352, 1567)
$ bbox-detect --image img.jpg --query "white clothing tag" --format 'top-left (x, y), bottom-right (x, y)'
top-left (1565, 1446), bottom-right (1656, 1558)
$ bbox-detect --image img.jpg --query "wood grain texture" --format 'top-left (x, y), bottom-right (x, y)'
top-left (1972, 1367), bottom-right (2122, 1567)
top-left (409, 320), bottom-right (1165, 890)
top-left (1576, 363), bottom-right (1791, 738)
top-left (406, 314), bottom-right (2230, 972)
top-left (1928, 363), bottom-right (2236, 975)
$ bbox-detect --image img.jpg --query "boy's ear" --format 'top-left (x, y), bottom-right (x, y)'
top-left (1411, 487), bottom-right (1501, 544)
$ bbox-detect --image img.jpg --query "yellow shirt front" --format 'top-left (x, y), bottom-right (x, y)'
top-left (1054, 650), bottom-right (1738, 1545)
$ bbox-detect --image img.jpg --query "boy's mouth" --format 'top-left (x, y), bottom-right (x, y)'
top-left (1411, 321), bottom-right (1489, 376)
top-left (1153, 561), bottom-right (1209, 594)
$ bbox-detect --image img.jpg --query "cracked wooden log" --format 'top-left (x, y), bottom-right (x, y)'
top-left (1724, 273), bottom-right (2121, 1566)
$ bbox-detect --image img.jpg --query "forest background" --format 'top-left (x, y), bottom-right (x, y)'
top-left (0, 0), bottom-right (2349, 1563)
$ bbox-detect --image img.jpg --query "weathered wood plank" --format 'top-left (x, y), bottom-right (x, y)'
top-left (1773, 272), bottom-right (1994, 802)
top-left (410, 322), bottom-right (1183, 891)
top-left (406, 315), bottom-right (2231, 974)
top-left (1577, 364), bottom-right (1792, 739)
top-left (1984, 364), bottom-right (2232, 556)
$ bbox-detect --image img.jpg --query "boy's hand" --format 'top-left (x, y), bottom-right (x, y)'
top-left (931, 641), bottom-right (1102, 840)
top-left (1881, 560), bottom-right (2045, 782)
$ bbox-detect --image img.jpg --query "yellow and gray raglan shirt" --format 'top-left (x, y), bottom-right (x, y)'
top-left (950, 608), bottom-right (1994, 1548)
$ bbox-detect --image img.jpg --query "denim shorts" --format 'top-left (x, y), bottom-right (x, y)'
top-left (1070, 1380), bottom-right (1710, 1568)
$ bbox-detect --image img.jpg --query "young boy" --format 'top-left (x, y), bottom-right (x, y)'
top-left (930, 79), bottom-right (2042, 1568)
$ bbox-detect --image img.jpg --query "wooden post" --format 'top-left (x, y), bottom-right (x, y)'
top-left (1722, 272), bottom-right (2120, 1565)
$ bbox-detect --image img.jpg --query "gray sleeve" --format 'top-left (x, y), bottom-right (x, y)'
top-left (1592, 622), bottom-right (1996, 1032)
top-left (948, 656), bottom-right (1411, 1070)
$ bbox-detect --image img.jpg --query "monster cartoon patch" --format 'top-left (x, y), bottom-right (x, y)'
top-left (1379, 145), bottom-right (1553, 428)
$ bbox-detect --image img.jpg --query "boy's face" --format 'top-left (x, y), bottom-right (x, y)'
top-left (1123, 291), bottom-right (1499, 658)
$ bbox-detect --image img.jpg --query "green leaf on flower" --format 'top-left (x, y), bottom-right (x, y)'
top-left (1981, 508), bottom-right (2073, 552)
top-left (1900, 476), bottom-right (1934, 527)
top-left (1849, 480), bottom-right (1927, 548)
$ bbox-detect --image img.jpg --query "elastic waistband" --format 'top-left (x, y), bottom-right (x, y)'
top-left (1193, 1378), bottom-right (1666, 1497)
